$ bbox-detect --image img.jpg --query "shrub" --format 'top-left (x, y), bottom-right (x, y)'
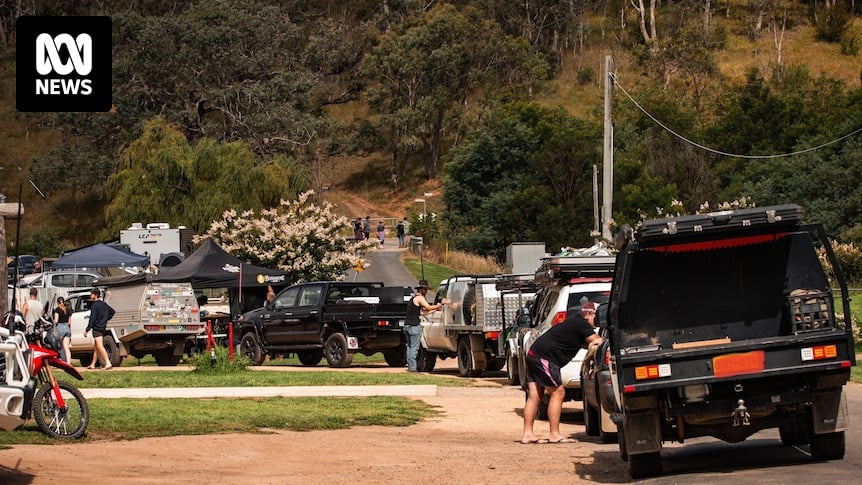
top-left (818, 240), bottom-right (862, 286)
top-left (189, 346), bottom-right (250, 374)
top-left (576, 66), bottom-right (595, 85)
top-left (840, 28), bottom-right (860, 55)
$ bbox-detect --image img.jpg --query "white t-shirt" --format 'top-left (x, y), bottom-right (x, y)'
top-left (23, 298), bottom-right (44, 333)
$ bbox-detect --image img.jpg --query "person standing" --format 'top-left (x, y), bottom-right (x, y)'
top-left (52, 296), bottom-right (72, 363)
top-left (521, 301), bottom-right (601, 444)
top-left (21, 288), bottom-right (44, 335)
top-left (353, 217), bottom-right (364, 241)
top-left (396, 219), bottom-right (406, 248)
top-left (84, 288), bottom-right (115, 370)
top-left (403, 280), bottom-right (445, 372)
top-left (363, 216), bottom-right (371, 241)
top-left (377, 220), bottom-right (385, 246)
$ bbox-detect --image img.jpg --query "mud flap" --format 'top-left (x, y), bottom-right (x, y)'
top-left (812, 389), bottom-right (849, 434)
top-left (468, 334), bottom-right (487, 370)
top-left (623, 412), bottom-right (662, 455)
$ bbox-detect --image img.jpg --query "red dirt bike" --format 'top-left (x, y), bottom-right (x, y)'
top-left (0, 312), bottom-right (90, 439)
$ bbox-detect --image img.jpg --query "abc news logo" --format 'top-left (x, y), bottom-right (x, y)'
top-left (17, 16), bottom-right (111, 112)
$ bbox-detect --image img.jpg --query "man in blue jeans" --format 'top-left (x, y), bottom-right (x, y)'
top-left (403, 280), bottom-right (445, 372)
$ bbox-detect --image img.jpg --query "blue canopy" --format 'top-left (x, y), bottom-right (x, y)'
top-left (53, 243), bottom-right (150, 269)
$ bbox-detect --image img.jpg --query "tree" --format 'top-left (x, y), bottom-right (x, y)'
top-left (443, 103), bottom-right (600, 259)
top-left (201, 191), bottom-right (377, 282)
top-left (363, 3), bottom-right (548, 179)
top-left (104, 118), bottom-right (308, 238)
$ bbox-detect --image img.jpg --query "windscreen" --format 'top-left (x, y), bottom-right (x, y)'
top-left (616, 232), bottom-right (831, 349)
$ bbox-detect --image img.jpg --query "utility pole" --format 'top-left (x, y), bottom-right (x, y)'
top-left (592, 165), bottom-right (600, 238)
top-left (602, 55), bottom-right (614, 242)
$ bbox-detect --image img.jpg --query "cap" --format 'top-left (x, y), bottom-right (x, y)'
top-left (581, 301), bottom-right (597, 313)
top-left (415, 279), bottom-right (431, 290)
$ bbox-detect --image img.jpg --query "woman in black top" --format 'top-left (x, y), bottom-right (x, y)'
top-left (52, 296), bottom-right (72, 363)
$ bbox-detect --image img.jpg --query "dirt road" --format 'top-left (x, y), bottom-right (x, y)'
top-left (0, 362), bottom-right (626, 484)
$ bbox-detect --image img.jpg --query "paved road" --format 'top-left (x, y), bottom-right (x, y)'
top-left (344, 244), bottom-right (418, 287)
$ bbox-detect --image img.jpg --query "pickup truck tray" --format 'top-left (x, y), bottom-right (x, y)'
top-left (635, 204), bottom-right (802, 245)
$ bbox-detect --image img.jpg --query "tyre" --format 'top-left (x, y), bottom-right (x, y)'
top-left (486, 357), bottom-right (505, 372)
top-left (505, 352), bottom-right (519, 386)
top-left (779, 416), bottom-right (811, 446)
top-left (77, 354), bottom-right (93, 368)
top-left (324, 333), bottom-right (354, 368)
top-left (583, 398), bottom-right (600, 436)
top-left (416, 346), bottom-right (436, 372)
top-left (457, 337), bottom-right (482, 377)
top-left (103, 337), bottom-right (124, 367)
top-left (628, 452), bottom-right (662, 479)
top-left (462, 286), bottom-right (476, 325)
top-left (297, 349), bottom-right (323, 366)
top-left (32, 380), bottom-right (89, 439)
top-left (810, 431), bottom-right (845, 460)
top-left (240, 332), bottom-right (265, 366)
top-left (383, 345), bottom-right (407, 367)
top-left (153, 350), bottom-right (182, 366)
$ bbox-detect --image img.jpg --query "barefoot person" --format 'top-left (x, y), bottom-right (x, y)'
top-left (83, 288), bottom-right (115, 370)
top-left (521, 301), bottom-right (602, 444)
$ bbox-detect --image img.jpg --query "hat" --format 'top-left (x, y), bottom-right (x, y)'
top-left (415, 280), bottom-right (431, 290)
top-left (581, 301), bottom-right (597, 313)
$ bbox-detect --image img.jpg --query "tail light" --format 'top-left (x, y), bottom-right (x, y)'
top-left (801, 344), bottom-right (837, 361)
top-left (551, 311), bottom-right (566, 326)
top-left (634, 363), bottom-right (671, 380)
top-left (485, 331), bottom-right (499, 340)
top-left (377, 320), bottom-right (388, 327)
top-left (603, 348), bottom-right (610, 366)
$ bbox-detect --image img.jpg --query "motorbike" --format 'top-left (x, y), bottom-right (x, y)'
top-left (0, 312), bottom-right (90, 439)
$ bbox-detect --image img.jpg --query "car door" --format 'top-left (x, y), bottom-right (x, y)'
top-left (293, 285), bottom-right (324, 344)
top-left (68, 296), bottom-right (95, 350)
top-left (261, 286), bottom-right (299, 344)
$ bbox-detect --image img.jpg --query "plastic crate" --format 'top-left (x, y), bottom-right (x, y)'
top-left (788, 290), bottom-right (833, 333)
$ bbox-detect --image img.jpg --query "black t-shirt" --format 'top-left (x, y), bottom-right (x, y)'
top-left (530, 314), bottom-right (596, 367)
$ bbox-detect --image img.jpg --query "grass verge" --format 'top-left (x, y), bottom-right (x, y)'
top-left (401, 255), bottom-right (458, 289)
top-left (76, 370), bottom-right (470, 388)
top-left (0, 396), bottom-right (439, 446)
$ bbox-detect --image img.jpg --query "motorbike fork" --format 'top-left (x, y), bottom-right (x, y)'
top-left (41, 366), bottom-right (67, 410)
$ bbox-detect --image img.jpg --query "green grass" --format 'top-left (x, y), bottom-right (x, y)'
top-left (401, 256), bottom-right (458, 290)
top-left (0, 395), bottom-right (439, 446)
top-left (76, 369), bottom-right (468, 388)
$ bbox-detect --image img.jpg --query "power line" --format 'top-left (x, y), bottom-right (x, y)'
top-left (613, 75), bottom-right (862, 159)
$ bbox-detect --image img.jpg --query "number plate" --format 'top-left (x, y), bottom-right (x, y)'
top-left (713, 350), bottom-right (765, 378)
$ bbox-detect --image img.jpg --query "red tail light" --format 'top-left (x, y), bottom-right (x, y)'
top-left (551, 311), bottom-right (566, 326)
top-left (485, 331), bottom-right (499, 340)
top-left (603, 348), bottom-right (610, 366)
top-left (377, 320), bottom-right (388, 327)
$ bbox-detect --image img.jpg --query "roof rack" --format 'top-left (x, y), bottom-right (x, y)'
top-left (494, 273), bottom-right (538, 292)
top-left (535, 255), bottom-right (616, 283)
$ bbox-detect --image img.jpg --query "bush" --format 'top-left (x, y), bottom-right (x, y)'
top-left (818, 240), bottom-right (862, 286)
top-left (840, 29), bottom-right (860, 55)
top-left (576, 66), bottom-right (595, 85)
top-left (188, 346), bottom-right (250, 374)
top-left (813, 2), bottom-right (852, 43)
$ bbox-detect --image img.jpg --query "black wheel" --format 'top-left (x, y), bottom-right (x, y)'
top-left (77, 354), bottom-right (93, 367)
top-left (103, 337), bottom-right (124, 367)
top-left (240, 332), bottom-right (265, 366)
top-left (505, 352), bottom-right (519, 386)
top-left (537, 394), bottom-right (549, 420)
top-left (618, 424), bottom-right (628, 461)
top-left (416, 346), bottom-right (436, 372)
top-left (383, 345), bottom-right (407, 367)
top-left (583, 398), bottom-right (600, 436)
top-left (810, 431), bottom-right (845, 460)
top-left (324, 333), bottom-right (354, 368)
top-left (297, 349), bottom-right (323, 366)
top-left (628, 452), bottom-right (662, 479)
top-left (462, 286), bottom-right (476, 325)
top-left (153, 350), bottom-right (182, 366)
top-left (32, 380), bottom-right (89, 439)
top-left (486, 357), bottom-right (505, 372)
top-left (457, 337), bottom-right (482, 377)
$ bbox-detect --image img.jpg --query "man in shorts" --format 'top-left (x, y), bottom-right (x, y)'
top-left (520, 301), bottom-right (601, 444)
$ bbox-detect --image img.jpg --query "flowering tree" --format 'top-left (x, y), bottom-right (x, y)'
top-left (200, 191), bottom-right (377, 282)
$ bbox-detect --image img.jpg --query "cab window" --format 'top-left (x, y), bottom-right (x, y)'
top-left (273, 287), bottom-right (298, 310)
top-left (298, 286), bottom-right (323, 307)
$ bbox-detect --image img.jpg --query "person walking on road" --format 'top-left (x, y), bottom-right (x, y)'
top-left (52, 296), bottom-right (72, 363)
top-left (363, 216), bottom-right (371, 241)
top-left (21, 288), bottom-right (44, 335)
top-left (84, 288), bottom-right (116, 370)
top-left (521, 301), bottom-right (601, 444)
top-left (377, 220), bottom-right (386, 246)
top-left (404, 280), bottom-right (445, 372)
top-left (396, 219), bottom-right (406, 248)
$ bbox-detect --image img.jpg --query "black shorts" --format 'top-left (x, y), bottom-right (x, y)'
top-left (92, 329), bottom-right (104, 337)
top-left (526, 353), bottom-right (563, 388)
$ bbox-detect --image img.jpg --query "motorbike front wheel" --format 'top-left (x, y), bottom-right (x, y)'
top-left (33, 380), bottom-right (90, 439)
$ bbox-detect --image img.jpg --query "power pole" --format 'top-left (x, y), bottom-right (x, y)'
top-left (1, 195), bottom-right (23, 314)
top-left (601, 55), bottom-right (615, 242)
